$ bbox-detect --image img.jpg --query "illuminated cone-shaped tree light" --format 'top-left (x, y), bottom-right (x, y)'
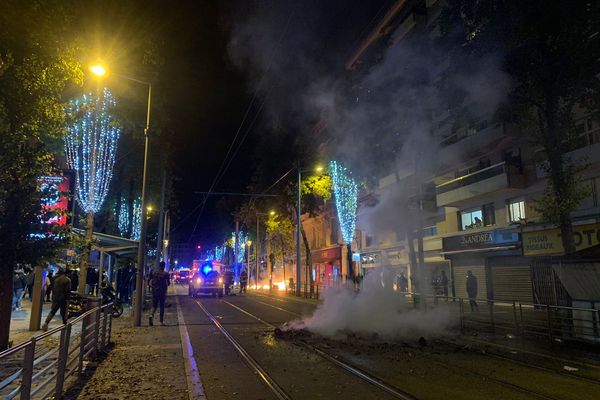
top-left (117, 196), bottom-right (142, 240)
top-left (65, 88), bottom-right (121, 292)
top-left (330, 160), bottom-right (358, 280)
top-left (65, 89), bottom-right (121, 213)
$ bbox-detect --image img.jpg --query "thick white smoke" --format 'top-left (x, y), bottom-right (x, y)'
top-left (289, 267), bottom-right (453, 339)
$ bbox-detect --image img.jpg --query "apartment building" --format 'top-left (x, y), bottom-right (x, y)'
top-left (331, 0), bottom-right (600, 305)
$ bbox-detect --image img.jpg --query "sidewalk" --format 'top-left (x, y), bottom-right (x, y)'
top-left (9, 297), bottom-right (61, 345)
top-left (64, 291), bottom-right (192, 400)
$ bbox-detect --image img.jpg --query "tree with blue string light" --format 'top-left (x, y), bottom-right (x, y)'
top-left (329, 160), bottom-right (358, 282)
top-left (65, 88), bottom-right (121, 291)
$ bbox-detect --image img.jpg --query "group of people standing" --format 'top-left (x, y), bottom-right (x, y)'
top-left (394, 269), bottom-right (480, 312)
top-left (12, 267), bottom-right (79, 311)
top-left (116, 265), bottom-right (137, 304)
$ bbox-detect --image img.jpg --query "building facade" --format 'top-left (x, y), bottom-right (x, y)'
top-left (306, 0), bottom-right (600, 305)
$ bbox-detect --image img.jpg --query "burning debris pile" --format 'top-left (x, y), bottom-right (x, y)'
top-left (279, 267), bottom-right (453, 340)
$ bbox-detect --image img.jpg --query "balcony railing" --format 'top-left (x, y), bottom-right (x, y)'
top-left (436, 161), bottom-right (511, 195)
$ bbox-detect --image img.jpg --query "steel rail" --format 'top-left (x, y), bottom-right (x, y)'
top-left (194, 300), bottom-right (291, 400)
top-left (241, 296), bottom-right (576, 400)
top-left (221, 300), bottom-right (417, 400)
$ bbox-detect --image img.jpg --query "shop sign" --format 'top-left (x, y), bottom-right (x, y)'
top-left (523, 223), bottom-right (600, 256)
top-left (386, 250), bottom-right (405, 265)
top-left (443, 229), bottom-right (518, 252)
top-left (313, 246), bottom-right (342, 263)
top-left (360, 252), bottom-right (379, 264)
top-left (38, 174), bottom-right (72, 226)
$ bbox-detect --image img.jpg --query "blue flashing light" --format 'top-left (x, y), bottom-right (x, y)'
top-left (202, 265), bottom-right (212, 275)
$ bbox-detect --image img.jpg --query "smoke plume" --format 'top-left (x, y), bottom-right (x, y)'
top-left (288, 266), bottom-right (452, 338)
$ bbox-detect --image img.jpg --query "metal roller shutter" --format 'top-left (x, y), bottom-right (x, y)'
top-left (491, 265), bottom-right (533, 303)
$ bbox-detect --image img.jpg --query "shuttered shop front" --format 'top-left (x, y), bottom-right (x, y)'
top-left (453, 264), bottom-right (487, 300)
top-left (489, 257), bottom-right (533, 303)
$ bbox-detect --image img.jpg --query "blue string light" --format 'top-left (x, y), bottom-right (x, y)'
top-left (230, 231), bottom-right (248, 263)
top-left (65, 88), bottom-right (121, 214)
top-left (116, 196), bottom-right (141, 240)
top-left (330, 160), bottom-right (358, 245)
top-left (215, 245), bottom-right (225, 262)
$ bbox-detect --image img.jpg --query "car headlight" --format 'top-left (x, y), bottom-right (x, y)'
top-left (196, 278), bottom-right (202, 284)
top-left (218, 277), bottom-right (223, 284)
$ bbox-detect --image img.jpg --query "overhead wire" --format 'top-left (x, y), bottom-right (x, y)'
top-left (187, 5), bottom-right (294, 240)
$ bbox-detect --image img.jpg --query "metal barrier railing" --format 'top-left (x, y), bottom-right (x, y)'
top-left (261, 286), bottom-right (600, 344)
top-left (411, 294), bottom-right (600, 344)
top-left (0, 302), bottom-right (113, 400)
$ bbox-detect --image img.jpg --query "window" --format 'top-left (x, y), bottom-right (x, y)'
top-left (459, 204), bottom-right (495, 230)
top-left (508, 199), bottom-right (526, 222)
top-left (460, 208), bottom-right (483, 230)
top-left (423, 226), bottom-right (437, 237)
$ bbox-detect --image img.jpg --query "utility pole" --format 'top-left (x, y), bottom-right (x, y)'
top-left (133, 82), bottom-right (152, 327)
top-left (156, 168), bottom-right (166, 264)
top-left (235, 220), bottom-right (240, 282)
top-left (256, 213), bottom-right (260, 289)
top-left (296, 166), bottom-right (302, 296)
top-left (266, 233), bottom-right (272, 292)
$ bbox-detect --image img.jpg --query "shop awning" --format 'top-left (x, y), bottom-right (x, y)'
top-left (72, 228), bottom-right (138, 257)
top-left (440, 245), bottom-right (518, 256)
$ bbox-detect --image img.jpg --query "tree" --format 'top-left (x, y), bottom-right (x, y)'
top-left (442, 0), bottom-right (600, 254)
top-left (329, 161), bottom-right (358, 280)
top-left (65, 89), bottom-right (122, 292)
top-left (0, 0), bottom-right (83, 350)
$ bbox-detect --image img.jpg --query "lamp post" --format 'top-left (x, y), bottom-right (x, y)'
top-left (296, 165), bottom-right (323, 296)
top-left (89, 64), bottom-right (152, 327)
top-left (246, 240), bottom-right (252, 286)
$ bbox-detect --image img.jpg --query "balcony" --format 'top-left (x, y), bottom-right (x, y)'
top-left (438, 124), bottom-right (507, 168)
top-left (436, 161), bottom-right (524, 207)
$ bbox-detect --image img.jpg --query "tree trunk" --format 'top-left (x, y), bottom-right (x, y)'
top-left (542, 95), bottom-right (577, 255)
top-left (0, 262), bottom-right (15, 350)
top-left (300, 225), bottom-right (313, 293)
top-left (560, 212), bottom-right (576, 254)
top-left (346, 243), bottom-right (354, 283)
top-left (78, 211), bottom-right (94, 294)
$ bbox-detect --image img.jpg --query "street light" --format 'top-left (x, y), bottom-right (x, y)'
top-left (246, 240), bottom-right (252, 286)
top-left (90, 63), bottom-right (152, 327)
top-left (89, 65), bottom-right (106, 76)
top-left (296, 165), bottom-right (324, 297)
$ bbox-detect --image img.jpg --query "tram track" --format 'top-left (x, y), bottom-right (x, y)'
top-left (245, 294), bottom-right (595, 400)
top-left (194, 299), bottom-right (291, 400)
top-left (221, 299), bottom-right (417, 400)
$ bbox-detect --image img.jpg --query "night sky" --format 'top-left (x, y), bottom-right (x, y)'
top-left (110, 0), bottom-right (392, 247)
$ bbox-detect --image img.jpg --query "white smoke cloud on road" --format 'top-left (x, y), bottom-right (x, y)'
top-left (288, 266), bottom-right (453, 339)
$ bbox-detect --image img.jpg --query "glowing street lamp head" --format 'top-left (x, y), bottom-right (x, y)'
top-left (146, 205), bottom-right (153, 212)
top-left (269, 210), bottom-right (276, 216)
top-left (89, 65), bottom-right (106, 77)
top-left (315, 165), bottom-right (324, 172)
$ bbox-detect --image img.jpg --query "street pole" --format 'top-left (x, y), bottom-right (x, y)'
top-left (235, 220), bottom-right (239, 281)
top-left (133, 82), bottom-right (152, 327)
top-left (266, 233), bottom-right (272, 292)
top-left (256, 213), bottom-right (260, 290)
top-left (157, 168), bottom-right (166, 264)
top-left (296, 167), bottom-right (302, 296)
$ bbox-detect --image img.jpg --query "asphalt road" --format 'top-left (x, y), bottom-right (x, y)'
top-left (174, 285), bottom-right (600, 400)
